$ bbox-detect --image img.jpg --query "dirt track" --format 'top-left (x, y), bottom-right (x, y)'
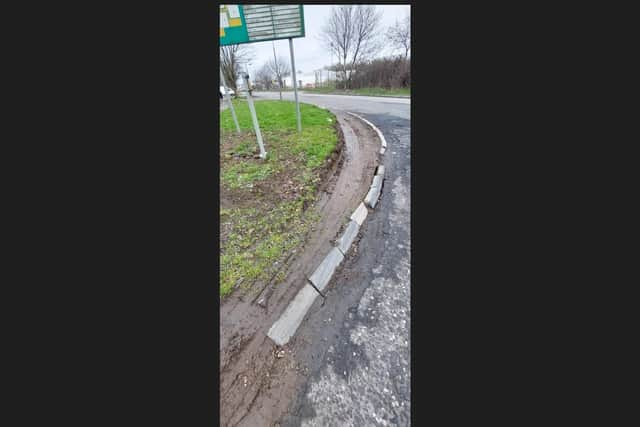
top-left (219, 112), bottom-right (380, 426)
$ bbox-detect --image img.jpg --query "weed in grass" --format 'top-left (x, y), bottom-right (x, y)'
top-left (222, 162), bottom-right (274, 189)
top-left (234, 139), bottom-right (257, 156)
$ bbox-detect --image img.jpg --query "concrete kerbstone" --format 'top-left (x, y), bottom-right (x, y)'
top-left (347, 112), bottom-right (388, 150)
top-left (267, 284), bottom-right (319, 346)
top-left (371, 175), bottom-right (383, 190)
top-left (365, 185), bottom-right (381, 209)
top-left (350, 202), bottom-right (368, 226)
top-left (308, 247), bottom-right (344, 292)
top-left (336, 220), bottom-right (360, 255)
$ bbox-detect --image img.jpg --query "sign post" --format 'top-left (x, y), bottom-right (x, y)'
top-left (220, 5), bottom-right (305, 46)
top-left (272, 41), bottom-right (282, 101)
top-left (289, 38), bottom-right (302, 133)
top-left (220, 4), bottom-right (305, 131)
top-left (242, 73), bottom-right (267, 159)
top-left (219, 68), bottom-right (240, 134)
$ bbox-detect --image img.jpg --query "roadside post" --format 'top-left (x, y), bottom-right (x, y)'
top-left (242, 73), bottom-right (267, 159)
top-left (289, 37), bottom-right (302, 133)
top-left (220, 69), bottom-right (241, 133)
top-left (272, 41), bottom-right (282, 101)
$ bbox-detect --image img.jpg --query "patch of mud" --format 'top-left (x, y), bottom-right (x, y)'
top-left (316, 120), bottom-right (345, 195)
top-left (219, 112), bottom-right (381, 426)
top-left (220, 132), bottom-right (311, 211)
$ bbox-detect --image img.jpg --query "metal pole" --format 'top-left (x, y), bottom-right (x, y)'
top-left (242, 73), bottom-right (267, 159)
top-left (244, 62), bottom-right (252, 96)
top-left (220, 69), bottom-right (240, 134)
top-left (272, 41), bottom-right (282, 101)
top-left (289, 38), bottom-right (302, 133)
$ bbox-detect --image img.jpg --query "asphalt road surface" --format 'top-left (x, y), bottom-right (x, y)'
top-left (254, 91), bottom-right (409, 121)
top-left (254, 91), bottom-right (411, 426)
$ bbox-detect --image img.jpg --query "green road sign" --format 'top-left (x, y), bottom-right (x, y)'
top-left (220, 5), bottom-right (305, 46)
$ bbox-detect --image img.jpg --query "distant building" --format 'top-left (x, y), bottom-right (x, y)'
top-left (305, 83), bottom-right (314, 89)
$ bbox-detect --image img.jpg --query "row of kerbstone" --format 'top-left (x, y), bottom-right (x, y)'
top-left (347, 112), bottom-right (387, 154)
top-left (267, 112), bottom-right (387, 346)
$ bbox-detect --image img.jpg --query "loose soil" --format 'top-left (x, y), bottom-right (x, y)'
top-left (220, 112), bottom-right (381, 426)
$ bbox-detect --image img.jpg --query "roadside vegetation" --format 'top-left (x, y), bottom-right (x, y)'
top-left (317, 6), bottom-right (410, 92)
top-left (300, 86), bottom-right (410, 97)
top-left (250, 6), bottom-right (409, 97)
top-left (220, 100), bottom-right (339, 297)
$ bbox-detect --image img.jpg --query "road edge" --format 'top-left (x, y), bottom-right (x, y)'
top-left (267, 112), bottom-right (387, 347)
top-left (296, 91), bottom-right (409, 99)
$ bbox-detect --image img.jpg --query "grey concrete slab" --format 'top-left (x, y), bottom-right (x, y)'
top-left (350, 202), bottom-right (369, 226)
top-left (267, 284), bottom-right (319, 346)
top-left (376, 165), bottom-right (385, 177)
top-left (308, 247), bottom-right (344, 292)
top-left (371, 175), bottom-right (383, 190)
top-left (365, 185), bottom-right (381, 209)
top-left (336, 220), bottom-right (360, 255)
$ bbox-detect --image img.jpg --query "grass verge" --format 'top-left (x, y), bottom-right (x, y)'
top-left (220, 100), bottom-right (338, 298)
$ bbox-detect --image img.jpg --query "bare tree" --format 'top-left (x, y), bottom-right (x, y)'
top-left (220, 44), bottom-right (253, 92)
top-left (320, 5), bottom-right (382, 89)
top-left (254, 63), bottom-right (274, 91)
top-left (349, 56), bottom-right (410, 89)
top-left (267, 55), bottom-right (291, 100)
top-left (388, 14), bottom-right (410, 59)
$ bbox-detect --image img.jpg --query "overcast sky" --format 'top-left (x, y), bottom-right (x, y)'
top-left (235, 4), bottom-right (410, 86)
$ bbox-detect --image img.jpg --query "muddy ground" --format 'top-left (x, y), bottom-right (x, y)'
top-left (220, 112), bottom-right (381, 427)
